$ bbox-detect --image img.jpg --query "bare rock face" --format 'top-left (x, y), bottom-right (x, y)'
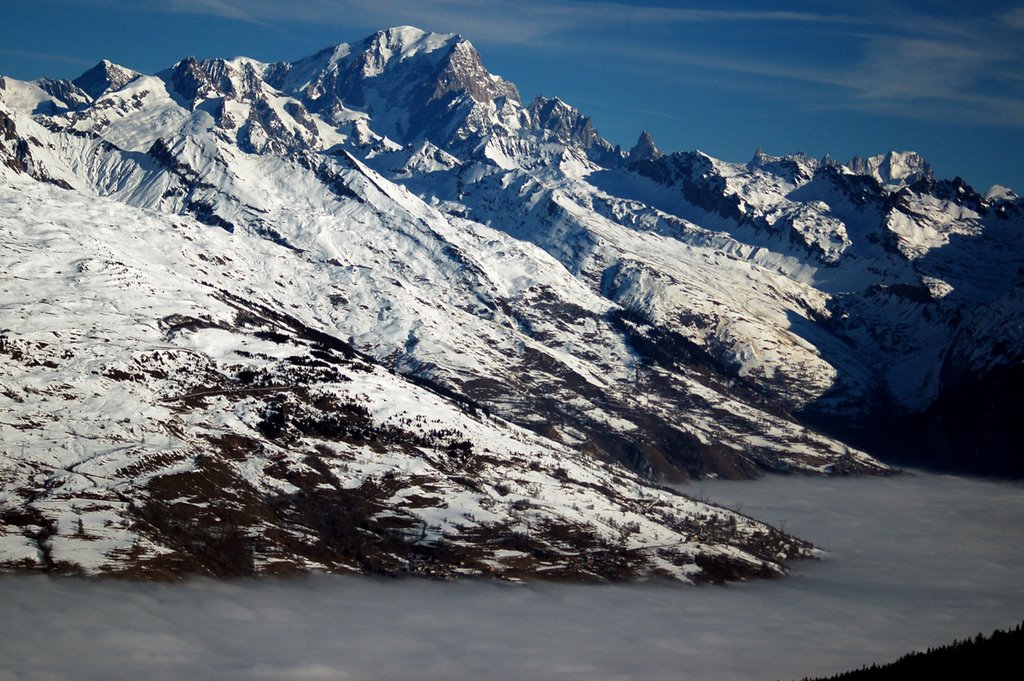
top-left (72, 60), bottom-right (140, 99)
top-left (527, 96), bottom-right (622, 166)
top-left (0, 106), bottom-right (71, 188)
top-left (528, 97), bottom-right (600, 147)
top-left (431, 39), bottom-right (521, 106)
top-left (627, 130), bottom-right (662, 163)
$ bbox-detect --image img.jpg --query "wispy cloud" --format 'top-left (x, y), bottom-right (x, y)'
top-left (558, 95), bottom-right (683, 122)
top-left (167, 0), bottom-right (254, 21)
top-left (999, 5), bottom-right (1024, 29)
top-left (0, 48), bottom-right (96, 68)
top-left (576, 3), bottom-right (864, 26)
top-left (566, 3), bottom-right (1024, 128)
top-left (58, 0), bottom-right (866, 46)
top-left (587, 42), bottom-right (859, 90)
top-left (837, 5), bottom-right (1024, 126)
top-left (40, 0), bottom-right (1024, 128)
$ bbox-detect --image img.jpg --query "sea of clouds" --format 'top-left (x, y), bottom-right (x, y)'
top-left (2, 471), bottom-right (1022, 681)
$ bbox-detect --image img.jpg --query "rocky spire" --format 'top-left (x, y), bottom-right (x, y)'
top-left (627, 130), bottom-right (662, 163)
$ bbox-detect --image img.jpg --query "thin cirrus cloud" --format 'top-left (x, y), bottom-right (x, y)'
top-left (844, 15), bottom-right (1024, 127)
top-left (97, 0), bottom-right (866, 44)
top-left (569, 4), bottom-right (1024, 128)
top-left (1006, 5), bottom-right (1024, 28)
top-left (658, 38), bottom-right (1023, 128)
top-left (0, 47), bottom-right (96, 68)
top-left (158, 0), bottom-right (859, 25)
top-left (27, 0), bottom-right (1024, 129)
top-left (160, 0), bottom-right (1024, 128)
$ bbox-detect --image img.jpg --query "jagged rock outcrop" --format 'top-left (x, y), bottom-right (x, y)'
top-left (627, 130), bottom-right (662, 163)
top-left (847, 150), bottom-right (933, 189)
top-left (72, 60), bottom-right (140, 99)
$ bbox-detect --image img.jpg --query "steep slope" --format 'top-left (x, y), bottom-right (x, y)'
top-left (262, 27), bottom-right (524, 158)
top-left (587, 153), bottom-right (1024, 470)
top-left (0, 175), bottom-right (812, 581)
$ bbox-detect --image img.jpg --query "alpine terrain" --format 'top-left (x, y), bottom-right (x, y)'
top-left (1, 27), bottom-right (1020, 579)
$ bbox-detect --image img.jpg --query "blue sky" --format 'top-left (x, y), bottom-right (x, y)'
top-left (2, 0), bottom-right (1023, 191)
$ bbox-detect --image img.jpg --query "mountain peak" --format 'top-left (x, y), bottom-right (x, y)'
top-left (376, 25), bottom-right (459, 51)
top-left (985, 184), bottom-right (1018, 201)
top-left (359, 26), bottom-right (461, 77)
top-left (748, 145), bottom-right (781, 165)
top-left (72, 59), bottom-right (139, 99)
top-left (628, 130), bottom-right (662, 162)
top-left (258, 26), bottom-right (519, 149)
top-left (846, 150), bottom-right (933, 188)
top-left (528, 96), bottom-right (600, 146)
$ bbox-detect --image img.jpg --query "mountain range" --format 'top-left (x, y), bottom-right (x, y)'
top-left (1, 26), bottom-right (1020, 579)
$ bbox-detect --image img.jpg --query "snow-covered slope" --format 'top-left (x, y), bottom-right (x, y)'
top-left (0, 175), bottom-right (812, 580)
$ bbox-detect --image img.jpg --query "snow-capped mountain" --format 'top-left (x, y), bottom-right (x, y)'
top-left (1, 25), bottom-right (1021, 576)
top-left (846, 150), bottom-right (933, 189)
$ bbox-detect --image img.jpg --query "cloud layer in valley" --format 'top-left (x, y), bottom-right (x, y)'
top-left (2, 473), bottom-right (1023, 681)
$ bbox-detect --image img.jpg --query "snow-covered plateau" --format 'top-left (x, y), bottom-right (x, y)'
top-left (1, 26), bottom-right (1021, 579)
